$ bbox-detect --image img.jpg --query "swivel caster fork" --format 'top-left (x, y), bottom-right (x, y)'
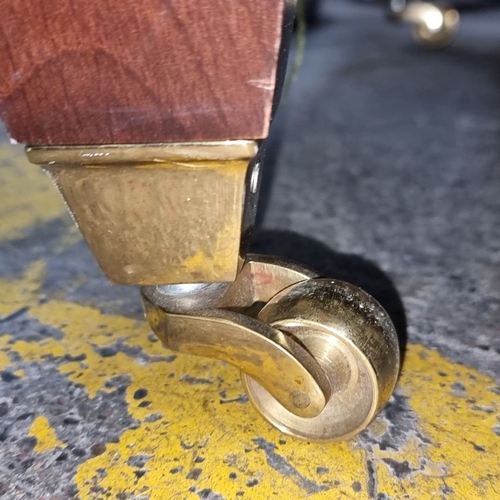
top-left (142, 255), bottom-right (400, 442)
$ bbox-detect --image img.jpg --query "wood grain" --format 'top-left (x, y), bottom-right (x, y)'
top-left (0, 1), bottom-right (286, 145)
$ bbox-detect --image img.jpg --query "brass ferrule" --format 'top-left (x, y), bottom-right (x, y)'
top-left (27, 141), bottom-right (260, 285)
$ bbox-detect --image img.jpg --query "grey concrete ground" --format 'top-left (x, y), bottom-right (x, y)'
top-left (254, 0), bottom-right (500, 379)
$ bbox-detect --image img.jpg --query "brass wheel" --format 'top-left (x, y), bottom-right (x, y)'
top-left (241, 279), bottom-right (400, 442)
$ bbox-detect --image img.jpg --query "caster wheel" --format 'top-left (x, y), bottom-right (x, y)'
top-left (241, 278), bottom-right (399, 442)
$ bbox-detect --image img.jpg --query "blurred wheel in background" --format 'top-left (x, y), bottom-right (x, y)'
top-left (388, 1), bottom-right (460, 48)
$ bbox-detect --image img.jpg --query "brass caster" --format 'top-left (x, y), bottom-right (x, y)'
top-left (142, 255), bottom-right (400, 442)
top-left (391, 1), bottom-right (460, 48)
top-left (28, 142), bottom-right (400, 441)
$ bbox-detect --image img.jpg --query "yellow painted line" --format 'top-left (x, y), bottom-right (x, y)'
top-left (0, 143), bottom-right (499, 498)
top-left (0, 348), bottom-right (9, 367)
top-left (0, 260), bottom-right (46, 318)
top-left (28, 416), bottom-right (65, 453)
top-left (0, 145), bottom-right (67, 241)
top-left (0, 265), bottom-right (498, 498)
top-left (74, 344), bottom-right (500, 499)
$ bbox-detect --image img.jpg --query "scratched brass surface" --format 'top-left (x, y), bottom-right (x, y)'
top-left (30, 143), bottom-right (258, 285)
top-left (26, 141), bottom-right (259, 165)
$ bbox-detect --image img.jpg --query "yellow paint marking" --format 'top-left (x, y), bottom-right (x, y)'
top-left (382, 345), bottom-right (500, 499)
top-left (72, 342), bottom-right (500, 500)
top-left (182, 249), bottom-right (209, 273)
top-left (0, 268), bottom-right (499, 498)
top-left (0, 145), bottom-right (67, 241)
top-left (12, 368), bottom-right (26, 379)
top-left (0, 350), bottom-right (10, 367)
top-left (0, 260), bottom-right (46, 318)
top-left (181, 224), bottom-right (238, 282)
top-left (28, 416), bottom-right (65, 453)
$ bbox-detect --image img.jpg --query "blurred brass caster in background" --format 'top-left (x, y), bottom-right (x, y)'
top-left (28, 141), bottom-right (399, 441)
top-left (390, 0), bottom-right (460, 48)
top-left (143, 255), bottom-right (400, 442)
